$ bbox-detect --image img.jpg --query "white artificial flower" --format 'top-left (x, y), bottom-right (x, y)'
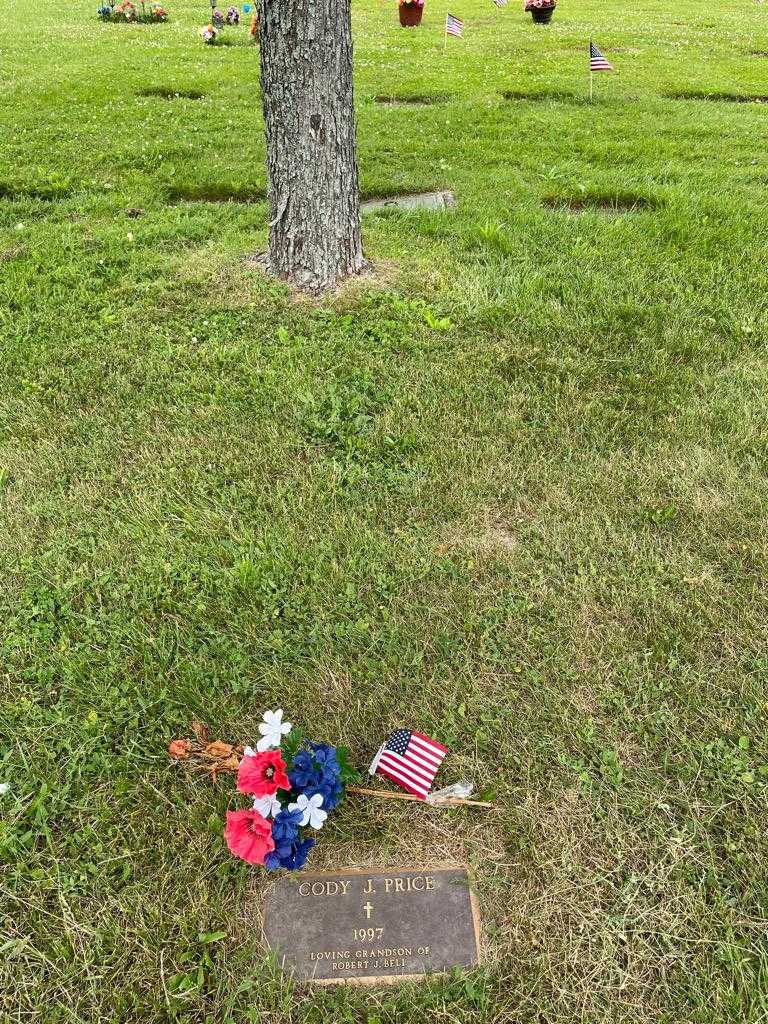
top-left (256, 709), bottom-right (292, 752)
top-left (0, 783), bottom-right (8, 797)
top-left (243, 745), bottom-right (257, 758)
top-left (252, 793), bottom-right (282, 819)
top-left (288, 793), bottom-right (327, 830)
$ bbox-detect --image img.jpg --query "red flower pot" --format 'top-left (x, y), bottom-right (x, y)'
top-left (530, 7), bottom-right (554, 22)
top-left (399, 2), bottom-right (423, 27)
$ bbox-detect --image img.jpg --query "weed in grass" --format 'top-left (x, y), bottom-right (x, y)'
top-left (473, 219), bottom-right (516, 255)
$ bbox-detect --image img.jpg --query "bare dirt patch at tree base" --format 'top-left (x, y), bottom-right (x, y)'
top-left (243, 251), bottom-right (401, 303)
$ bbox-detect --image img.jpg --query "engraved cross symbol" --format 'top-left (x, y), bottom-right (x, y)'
top-left (362, 902), bottom-right (374, 919)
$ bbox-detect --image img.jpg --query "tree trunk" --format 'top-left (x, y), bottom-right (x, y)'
top-left (256, 0), bottom-right (365, 294)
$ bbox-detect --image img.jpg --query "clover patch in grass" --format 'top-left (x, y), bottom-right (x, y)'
top-left (137, 86), bottom-right (205, 100)
top-left (666, 90), bottom-right (768, 104)
top-left (542, 191), bottom-right (661, 216)
top-left (373, 93), bottom-right (450, 106)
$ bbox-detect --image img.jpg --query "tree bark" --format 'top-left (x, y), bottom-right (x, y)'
top-left (256, 0), bottom-right (365, 294)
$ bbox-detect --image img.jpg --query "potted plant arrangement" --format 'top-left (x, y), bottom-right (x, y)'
top-left (398, 0), bottom-right (424, 28)
top-left (524, 0), bottom-right (556, 24)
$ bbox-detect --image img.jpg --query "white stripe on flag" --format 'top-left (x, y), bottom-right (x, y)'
top-left (409, 735), bottom-right (446, 764)
top-left (378, 752), bottom-right (435, 788)
top-left (377, 759), bottom-right (432, 797)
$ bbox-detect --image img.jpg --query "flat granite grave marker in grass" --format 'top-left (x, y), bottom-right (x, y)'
top-left (361, 191), bottom-right (457, 214)
top-left (263, 866), bottom-right (480, 984)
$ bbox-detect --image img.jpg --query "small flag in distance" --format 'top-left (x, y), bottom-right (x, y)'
top-left (590, 41), bottom-right (613, 72)
top-left (445, 13), bottom-right (464, 37)
top-left (369, 728), bottom-right (448, 799)
top-left (493, 0), bottom-right (508, 7)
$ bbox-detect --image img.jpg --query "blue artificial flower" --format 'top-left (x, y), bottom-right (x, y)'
top-left (289, 750), bottom-right (320, 790)
top-left (306, 779), bottom-right (343, 811)
top-left (264, 837), bottom-right (316, 871)
top-left (271, 807), bottom-right (303, 844)
top-left (264, 842), bottom-right (293, 871)
top-left (311, 743), bottom-right (341, 779)
top-left (286, 837), bottom-right (316, 870)
top-left (242, 2), bottom-right (250, 10)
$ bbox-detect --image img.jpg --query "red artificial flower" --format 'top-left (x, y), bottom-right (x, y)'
top-left (225, 809), bottom-right (275, 864)
top-left (236, 749), bottom-right (290, 797)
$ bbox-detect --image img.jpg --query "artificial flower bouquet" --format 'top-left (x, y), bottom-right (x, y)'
top-left (220, 710), bottom-right (355, 871)
top-left (524, 0), bottom-right (556, 8)
top-left (114, 1), bottom-right (138, 20)
top-left (99, 0), bottom-right (168, 21)
top-left (200, 5), bottom-right (249, 44)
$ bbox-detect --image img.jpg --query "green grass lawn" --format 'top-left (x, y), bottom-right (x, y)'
top-left (2, 0), bottom-right (768, 1020)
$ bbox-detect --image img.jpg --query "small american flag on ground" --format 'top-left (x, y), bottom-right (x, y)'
top-left (445, 13), bottom-right (464, 36)
top-left (590, 41), bottom-right (613, 72)
top-left (493, 0), bottom-right (508, 7)
top-left (369, 728), bottom-right (448, 799)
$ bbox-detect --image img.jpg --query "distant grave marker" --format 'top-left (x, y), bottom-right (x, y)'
top-left (263, 866), bottom-right (480, 983)
top-left (361, 191), bottom-right (457, 214)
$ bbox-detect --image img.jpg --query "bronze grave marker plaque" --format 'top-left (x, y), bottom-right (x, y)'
top-left (263, 866), bottom-right (480, 983)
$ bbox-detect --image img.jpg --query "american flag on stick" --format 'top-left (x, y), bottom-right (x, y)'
top-left (590, 41), bottom-right (613, 72)
top-left (445, 13), bottom-right (464, 37)
top-left (369, 728), bottom-right (448, 799)
top-left (493, 0), bottom-right (508, 7)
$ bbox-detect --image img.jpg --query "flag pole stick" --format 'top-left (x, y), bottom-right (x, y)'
top-left (590, 71), bottom-right (593, 102)
top-left (348, 786), bottom-right (496, 809)
top-left (443, 19), bottom-right (447, 56)
top-left (589, 38), bottom-right (593, 102)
